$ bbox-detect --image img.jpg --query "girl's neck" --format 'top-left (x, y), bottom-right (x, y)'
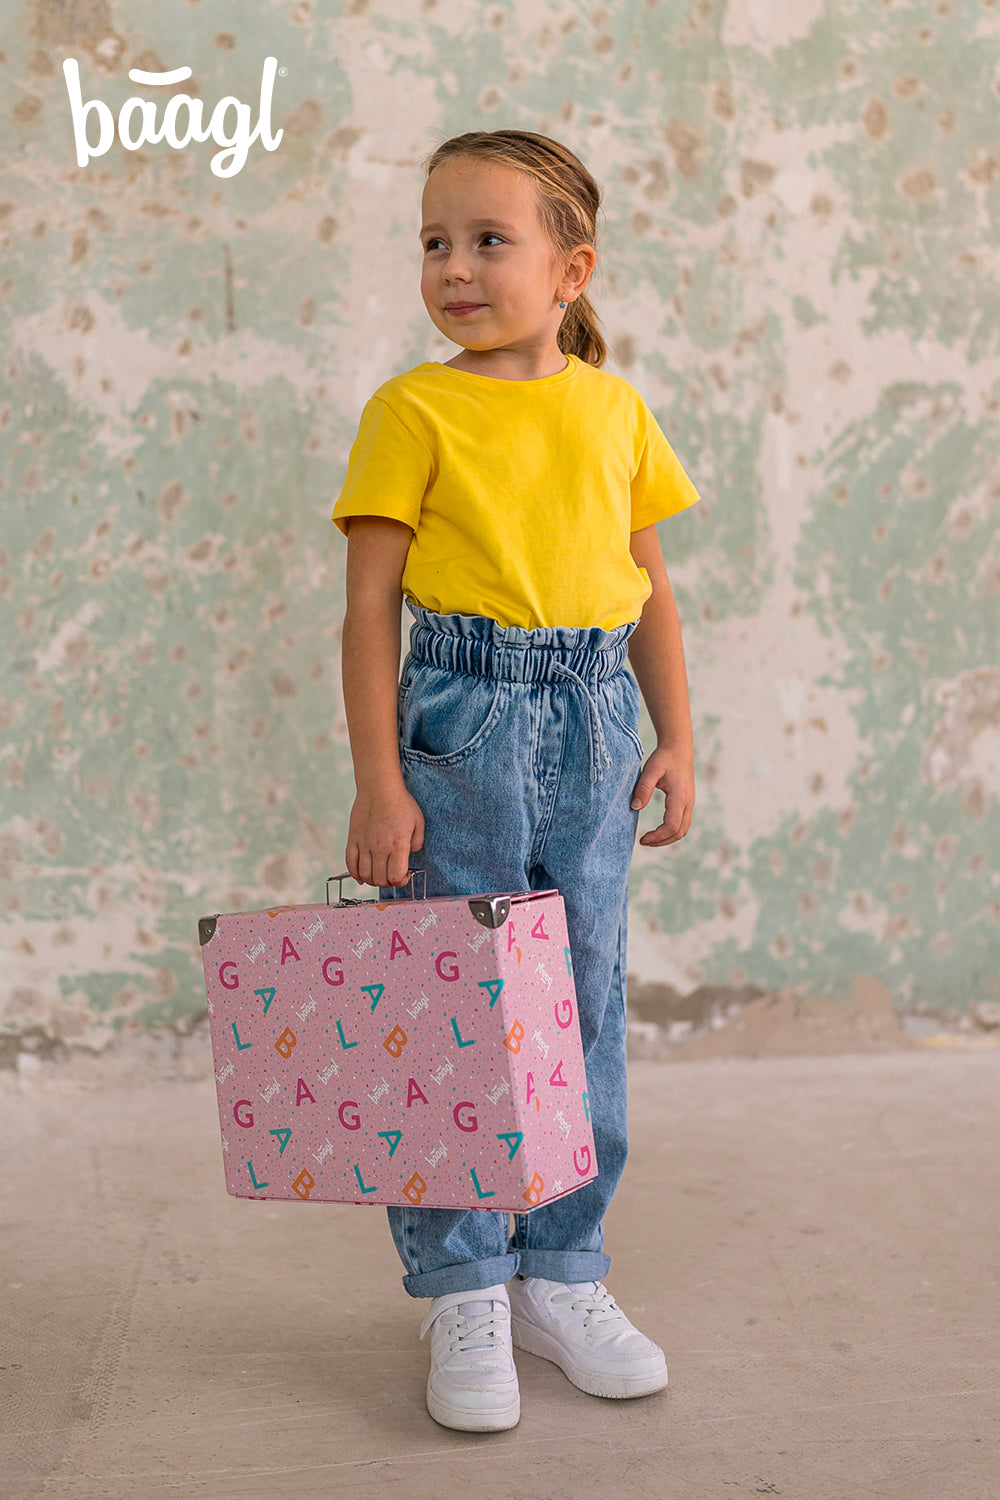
top-left (440, 349), bottom-right (571, 382)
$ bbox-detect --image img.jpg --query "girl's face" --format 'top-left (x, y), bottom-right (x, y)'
top-left (419, 158), bottom-right (586, 354)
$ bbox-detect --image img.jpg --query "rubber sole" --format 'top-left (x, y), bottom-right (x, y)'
top-left (426, 1380), bottom-right (520, 1432)
top-left (510, 1317), bottom-right (668, 1400)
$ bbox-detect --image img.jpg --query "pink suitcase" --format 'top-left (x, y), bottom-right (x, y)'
top-left (199, 873), bottom-right (599, 1212)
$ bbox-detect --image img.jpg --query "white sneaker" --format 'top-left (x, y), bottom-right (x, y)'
top-left (419, 1284), bottom-right (520, 1431)
top-left (508, 1275), bottom-right (668, 1399)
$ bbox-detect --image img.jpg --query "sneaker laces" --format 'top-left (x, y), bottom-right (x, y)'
top-left (451, 1305), bottom-right (506, 1352)
top-left (548, 1280), bottom-right (624, 1330)
top-left (420, 1293), bottom-right (510, 1353)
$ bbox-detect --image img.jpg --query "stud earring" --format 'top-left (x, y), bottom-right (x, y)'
top-left (559, 299), bottom-right (567, 309)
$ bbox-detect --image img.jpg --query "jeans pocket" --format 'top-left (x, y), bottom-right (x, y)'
top-left (604, 671), bottom-right (644, 763)
top-left (400, 666), bottom-right (510, 766)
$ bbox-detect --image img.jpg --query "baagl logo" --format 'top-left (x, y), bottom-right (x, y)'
top-left (62, 56), bottom-right (283, 179)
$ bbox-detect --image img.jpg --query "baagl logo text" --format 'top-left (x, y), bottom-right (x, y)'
top-left (62, 56), bottom-right (283, 178)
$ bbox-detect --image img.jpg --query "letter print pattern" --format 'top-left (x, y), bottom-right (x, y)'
top-left (201, 890), bottom-right (598, 1211)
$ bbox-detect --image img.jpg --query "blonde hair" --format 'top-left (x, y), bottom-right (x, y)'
top-left (420, 129), bottom-right (607, 368)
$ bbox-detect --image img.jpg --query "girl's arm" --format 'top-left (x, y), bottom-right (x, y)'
top-left (342, 517), bottom-right (425, 886)
top-left (627, 524), bottom-right (694, 752)
top-left (627, 524), bottom-right (696, 847)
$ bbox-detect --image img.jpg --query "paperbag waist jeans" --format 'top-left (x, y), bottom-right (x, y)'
top-left (378, 601), bottom-right (643, 1298)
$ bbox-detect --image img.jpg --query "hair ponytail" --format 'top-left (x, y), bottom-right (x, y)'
top-left (420, 129), bottom-right (608, 368)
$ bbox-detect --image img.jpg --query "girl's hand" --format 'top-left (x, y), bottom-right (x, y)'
top-left (630, 743), bottom-right (695, 847)
top-left (346, 782), bottom-right (426, 888)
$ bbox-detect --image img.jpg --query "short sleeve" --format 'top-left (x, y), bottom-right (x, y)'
top-left (630, 400), bottom-right (700, 532)
top-left (331, 397), bottom-right (433, 538)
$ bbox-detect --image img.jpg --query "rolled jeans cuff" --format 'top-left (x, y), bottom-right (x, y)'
top-left (516, 1249), bottom-right (612, 1283)
top-left (400, 1253), bottom-right (521, 1299)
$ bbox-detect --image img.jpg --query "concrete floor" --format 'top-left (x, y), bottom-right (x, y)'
top-left (2, 1040), bottom-right (998, 1500)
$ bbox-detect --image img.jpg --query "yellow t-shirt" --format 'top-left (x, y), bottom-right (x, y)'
top-left (330, 351), bottom-right (700, 630)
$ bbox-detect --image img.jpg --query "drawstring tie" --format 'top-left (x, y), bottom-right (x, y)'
top-left (551, 661), bottom-right (612, 784)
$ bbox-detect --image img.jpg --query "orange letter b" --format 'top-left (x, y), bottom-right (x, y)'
top-left (383, 1024), bottom-right (408, 1058)
top-left (403, 1171), bottom-right (427, 1205)
top-left (504, 1019), bottom-right (525, 1054)
top-left (275, 1026), bottom-right (297, 1059)
top-left (522, 1172), bottom-right (545, 1207)
top-left (292, 1168), bottom-right (314, 1199)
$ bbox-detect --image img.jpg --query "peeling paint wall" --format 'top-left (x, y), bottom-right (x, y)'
top-left (2, 0), bottom-right (998, 1060)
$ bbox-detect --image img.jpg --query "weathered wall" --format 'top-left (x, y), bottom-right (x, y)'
top-left (2, 0), bottom-right (998, 1062)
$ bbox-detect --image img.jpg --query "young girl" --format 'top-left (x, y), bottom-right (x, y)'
top-left (332, 129), bottom-right (699, 1433)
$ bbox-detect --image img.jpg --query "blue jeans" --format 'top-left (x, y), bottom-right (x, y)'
top-left (378, 602), bottom-right (644, 1299)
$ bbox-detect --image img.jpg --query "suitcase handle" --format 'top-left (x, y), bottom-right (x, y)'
top-left (326, 869), bottom-right (427, 907)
